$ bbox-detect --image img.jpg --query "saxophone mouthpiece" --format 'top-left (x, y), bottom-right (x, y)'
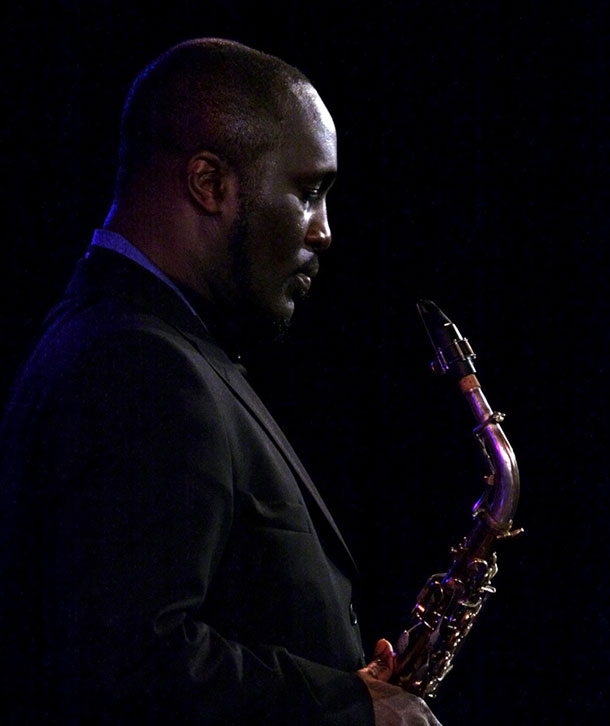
top-left (417, 299), bottom-right (477, 379)
top-left (417, 299), bottom-right (450, 327)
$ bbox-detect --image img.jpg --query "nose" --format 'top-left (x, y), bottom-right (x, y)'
top-left (306, 202), bottom-right (332, 251)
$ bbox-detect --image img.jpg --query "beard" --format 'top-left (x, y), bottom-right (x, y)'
top-left (224, 203), bottom-right (292, 351)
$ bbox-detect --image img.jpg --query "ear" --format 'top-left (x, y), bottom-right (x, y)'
top-left (187, 151), bottom-right (235, 214)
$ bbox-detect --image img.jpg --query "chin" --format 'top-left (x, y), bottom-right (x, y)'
top-left (278, 298), bottom-right (295, 322)
top-left (263, 290), bottom-right (296, 325)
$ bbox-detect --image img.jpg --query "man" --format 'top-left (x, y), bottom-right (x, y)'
top-left (0, 38), bottom-right (442, 725)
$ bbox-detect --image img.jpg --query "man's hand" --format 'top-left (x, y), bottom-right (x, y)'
top-left (356, 639), bottom-right (444, 726)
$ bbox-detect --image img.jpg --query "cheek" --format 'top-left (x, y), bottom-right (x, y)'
top-left (257, 202), bottom-right (307, 262)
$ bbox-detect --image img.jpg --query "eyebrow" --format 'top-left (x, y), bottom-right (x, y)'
top-left (320, 170), bottom-right (337, 191)
top-left (291, 163), bottom-right (337, 194)
top-left (301, 169), bottom-right (337, 190)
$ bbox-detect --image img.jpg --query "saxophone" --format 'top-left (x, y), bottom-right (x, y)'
top-left (394, 300), bottom-right (522, 698)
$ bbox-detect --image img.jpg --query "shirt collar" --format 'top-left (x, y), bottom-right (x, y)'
top-left (88, 228), bottom-right (202, 321)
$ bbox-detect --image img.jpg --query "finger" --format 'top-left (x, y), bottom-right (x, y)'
top-left (373, 638), bottom-right (394, 661)
top-left (365, 638), bottom-right (395, 682)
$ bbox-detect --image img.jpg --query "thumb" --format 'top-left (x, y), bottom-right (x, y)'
top-left (364, 638), bottom-right (395, 682)
top-left (373, 638), bottom-right (394, 659)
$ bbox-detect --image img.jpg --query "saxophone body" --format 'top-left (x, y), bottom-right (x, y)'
top-left (394, 300), bottom-right (522, 698)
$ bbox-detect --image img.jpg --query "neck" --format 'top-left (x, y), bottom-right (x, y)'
top-left (103, 191), bottom-right (215, 302)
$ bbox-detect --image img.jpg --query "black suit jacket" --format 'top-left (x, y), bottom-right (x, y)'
top-left (0, 247), bottom-right (373, 724)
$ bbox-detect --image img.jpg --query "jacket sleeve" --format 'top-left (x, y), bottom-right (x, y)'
top-left (30, 326), bottom-right (374, 725)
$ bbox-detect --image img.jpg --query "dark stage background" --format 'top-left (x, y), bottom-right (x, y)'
top-left (2, 2), bottom-right (608, 724)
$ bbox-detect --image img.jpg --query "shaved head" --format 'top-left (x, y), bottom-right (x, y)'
top-left (115, 38), bottom-right (313, 197)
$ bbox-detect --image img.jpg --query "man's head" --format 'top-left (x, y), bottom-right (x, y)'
top-left (108, 38), bottom-right (337, 336)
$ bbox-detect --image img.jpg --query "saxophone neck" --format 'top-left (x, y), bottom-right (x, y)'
top-left (417, 300), bottom-right (521, 531)
top-left (458, 373), bottom-right (520, 531)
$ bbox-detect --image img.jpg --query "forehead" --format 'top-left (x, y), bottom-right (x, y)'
top-left (265, 85), bottom-right (338, 179)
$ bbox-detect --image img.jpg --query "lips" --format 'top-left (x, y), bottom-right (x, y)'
top-left (294, 271), bottom-right (313, 293)
top-left (297, 257), bottom-right (319, 280)
top-left (293, 257), bottom-right (319, 295)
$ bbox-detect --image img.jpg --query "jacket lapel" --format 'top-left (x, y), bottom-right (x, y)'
top-left (186, 333), bottom-right (359, 576)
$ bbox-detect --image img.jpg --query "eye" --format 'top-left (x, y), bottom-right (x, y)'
top-left (300, 187), bottom-right (322, 204)
top-left (297, 171), bottom-right (336, 205)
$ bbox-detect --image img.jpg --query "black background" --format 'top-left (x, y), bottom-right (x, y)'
top-left (2, 2), bottom-right (608, 724)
